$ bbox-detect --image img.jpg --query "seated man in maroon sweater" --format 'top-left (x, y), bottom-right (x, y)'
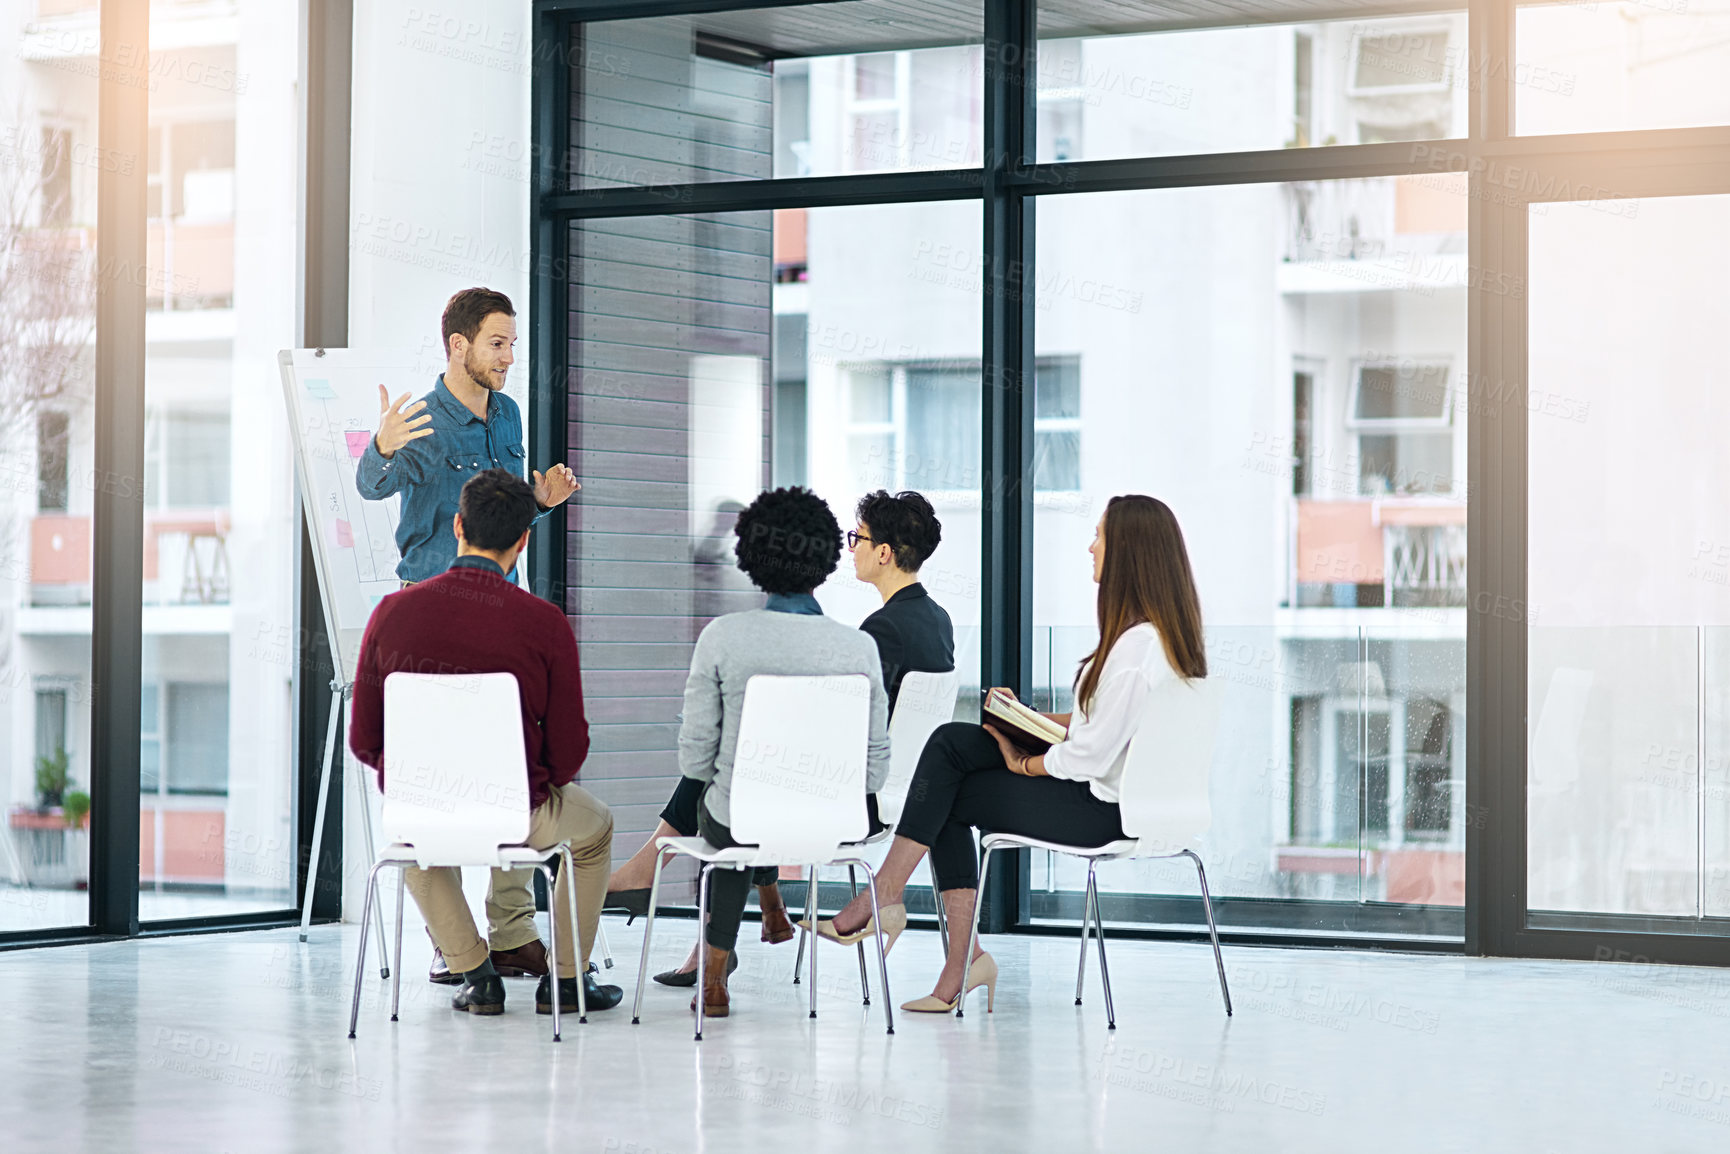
top-left (349, 468), bottom-right (622, 1014)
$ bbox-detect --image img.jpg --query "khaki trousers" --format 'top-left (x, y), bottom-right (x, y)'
top-left (403, 783), bottom-right (613, 978)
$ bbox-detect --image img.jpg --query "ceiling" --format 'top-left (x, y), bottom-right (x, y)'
top-left (669, 0), bottom-right (1466, 57)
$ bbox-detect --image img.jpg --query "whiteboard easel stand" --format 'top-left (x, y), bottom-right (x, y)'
top-left (299, 678), bottom-right (391, 979)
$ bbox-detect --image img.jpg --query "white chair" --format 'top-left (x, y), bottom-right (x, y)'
top-left (958, 675), bottom-right (1231, 1026)
top-left (346, 672), bottom-right (588, 1041)
top-left (630, 674), bottom-right (895, 1040)
top-left (792, 668), bottom-right (962, 992)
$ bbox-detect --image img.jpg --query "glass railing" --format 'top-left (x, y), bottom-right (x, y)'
top-left (1529, 626), bottom-right (1730, 922)
top-left (1029, 623), bottom-right (1466, 933)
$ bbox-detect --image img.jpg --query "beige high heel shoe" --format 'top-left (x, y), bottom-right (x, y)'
top-left (900, 952), bottom-right (997, 1014)
top-left (800, 903), bottom-right (906, 953)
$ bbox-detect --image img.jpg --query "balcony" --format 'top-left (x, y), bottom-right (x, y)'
top-left (1291, 497), bottom-right (1466, 610)
top-left (148, 219), bottom-right (234, 310)
top-left (28, 511), bottom-right (230, 609)
top-left (1281, 175), bottom-right (1467, 295)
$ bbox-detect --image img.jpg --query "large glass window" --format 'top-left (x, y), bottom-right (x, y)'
top-left (1031, 178), bottom-right (1467, 932)
top-left (1528, 192), bottom-right (1730, 922)
top-left (1, 9), bottom-right (98, 933)
top-left (570, 0), bottom-right (984, 189)
top-left (1033, 8), bottom-right (1467, 162)
top-left (570, 202), bottom-right (983, 904)
top-left (135, 8), bottom-right (298, 919)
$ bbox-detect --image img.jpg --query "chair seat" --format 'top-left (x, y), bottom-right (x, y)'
top-left (979, 832), bottom-right (1140, 859)
top-left (377, 841), bottom-right (562, 870)
top-left (654, 835), bottom-right (828, 869)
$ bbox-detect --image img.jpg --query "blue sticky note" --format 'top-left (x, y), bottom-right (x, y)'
top-left (304, 377), bottom-right (337, 399)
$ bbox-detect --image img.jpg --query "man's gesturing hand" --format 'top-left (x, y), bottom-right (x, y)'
top-left (375, 385), bottom-right (433, 459)
top-left (532, 463), bottom-right (581, 509)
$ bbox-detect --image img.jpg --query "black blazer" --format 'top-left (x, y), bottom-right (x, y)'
top-left (860, 583), bottom-right (955, 713)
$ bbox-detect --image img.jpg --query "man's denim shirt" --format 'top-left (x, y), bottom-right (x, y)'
top-left (354, 375), bottom-right (545, 583)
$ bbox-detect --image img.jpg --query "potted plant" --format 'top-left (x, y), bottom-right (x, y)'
top-left (62, 790), bottom-right (90, 888)
top-left (35, 748), bottom-right (69, 812)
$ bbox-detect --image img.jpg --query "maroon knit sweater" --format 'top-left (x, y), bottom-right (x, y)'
top-left (348, 563), bottom-right (589, 808)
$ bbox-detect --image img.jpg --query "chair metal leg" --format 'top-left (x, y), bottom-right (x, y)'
top-left (1183, 850), bottom-right (1233, 1016)
top-left (539, 862), bottom-right (562, 1041)
top-left (851, 859), bottom-right (894, 1035)
top-left (390, 868), bottom-right (406, 1022)
top-left (347, 861), bottom-right (387, 1039)
top-left (807, 864), bottom-right (819, 1019)
top-left (596, 921), bottom-right (614, 969)
top-left (955, 846), bottom-right (994, 1020)
top-left (631, 849), bottom-right (668, 1024)
top-left (1088, 862), bottom-right (1115, 1030)
top-left (792, 920), bottom-right (807, 985)
top-left (848, 865), bottom-right (870, 1005)
top-left (695, 864), bottom-right (713, 1041)
top-left (934, 891), bottom-right (950, 959)
top-left (1075, 864), bottom-right (1093, 1006)
top-left (559, 845), bottom-right (588, 1024)
top-left (351, 770), bottom-right (391, 979)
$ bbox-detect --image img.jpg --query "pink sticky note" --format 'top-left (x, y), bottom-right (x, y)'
top-left (333, 519), bottom-right (354, 548)
top-left (345, 431), bottom-right (372, 458)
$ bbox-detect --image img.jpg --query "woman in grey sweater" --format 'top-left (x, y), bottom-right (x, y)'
top-left (676, 487), bottom-right (891, 1017)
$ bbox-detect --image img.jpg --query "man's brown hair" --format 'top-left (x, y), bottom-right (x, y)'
top-left (441, 287), bottom-right (515, 358)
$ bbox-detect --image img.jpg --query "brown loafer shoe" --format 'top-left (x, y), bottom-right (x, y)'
top-left (490, 938), bottom-right (550, 978)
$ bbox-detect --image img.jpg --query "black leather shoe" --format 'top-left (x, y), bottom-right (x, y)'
top-left (451, 974), bottom-right (506, 1015)
top-left (428, 946), bottom-right (460, 986)
top-left (537, 967), bottom-right (624, 1013)
top-left (654, 949), bottom-right (736, 988)
top-left (602, 887), bottom-right (651, 923)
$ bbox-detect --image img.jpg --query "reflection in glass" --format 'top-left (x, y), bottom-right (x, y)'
top-left (1031, 11), bottom-right (1466, 163)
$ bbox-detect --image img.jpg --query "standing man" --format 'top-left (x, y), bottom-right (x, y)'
top-left (357, 286), bottom-right (579, 584)
top-left (355, 286), bottom-right (580, 983)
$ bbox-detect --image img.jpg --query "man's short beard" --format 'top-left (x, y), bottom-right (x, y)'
top-left (464, 348), bottom-right (505, 390)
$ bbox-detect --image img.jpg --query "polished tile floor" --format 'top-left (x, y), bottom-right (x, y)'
top-left (2, 910), bottom-right (1727, 1154)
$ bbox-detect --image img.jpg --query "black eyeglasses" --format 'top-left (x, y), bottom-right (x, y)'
top-left (847, 531), bottom-right (875, 549)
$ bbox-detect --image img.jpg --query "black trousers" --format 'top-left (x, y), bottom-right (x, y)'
top-left (896, 722), bottom-right (1126, 892)
top-left (689, 784), bottom-right (888, 952)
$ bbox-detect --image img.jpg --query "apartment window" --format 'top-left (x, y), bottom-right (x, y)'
top-left (1033, 356), bottom-right (1081, 492)
top-left (846, 52), bottom-right (905, 171)
top-left (138, 681), bottom-right (228, 796)
top-left (1348, 360), bottom-right (1454, 495)
top-left (1348, 29), bottom-right (1452, 94)
top-left (37, 410), bottom-right (69, 513)
top-left (34, 688), bottom-right (67, 766)
top-left (145, 410), bottom-right (231, 509)
top-left (846, 357), bottom-right (1079, 494)
top-left (38, 127), bottom-right (71, 227)
top-left (1291, 692), bottom-right (1457, 845)
top-left (1292, 367), bottom-right (1315, 497)
top-left (165, 683), bottom-right (229, 796)
top-left (1291, 33), bottom-right (1314, 149)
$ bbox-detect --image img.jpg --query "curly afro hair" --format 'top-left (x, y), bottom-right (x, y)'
top-left (854, 489), bottom-right (942, 573)
top-left (733, 487), bottom-right (842, 595)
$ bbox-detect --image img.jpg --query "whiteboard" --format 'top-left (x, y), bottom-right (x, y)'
top-left (279, 349), bottom-right (424, 683)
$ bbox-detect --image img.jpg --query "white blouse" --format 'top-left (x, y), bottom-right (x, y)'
top-left (1041, 623), bottom-right (1181, 804)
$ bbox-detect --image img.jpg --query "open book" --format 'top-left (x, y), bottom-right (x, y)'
top-left (983, 688), bottom-right (1068, 755)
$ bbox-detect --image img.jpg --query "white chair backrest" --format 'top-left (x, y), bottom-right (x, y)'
top-left (380, 672), bottom-right (532, 867)
top-left (1117, 676), bottom-right (1223, 857)
top-left (730, 674), bottom-right (871, 860)
top-left (878, 669), bottom-right (962, 826)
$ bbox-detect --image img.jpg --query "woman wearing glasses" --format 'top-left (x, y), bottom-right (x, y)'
top-left (807, 494), bottom-right (1208, 1013)
top-left (603, 489), bottom-right (953, 985)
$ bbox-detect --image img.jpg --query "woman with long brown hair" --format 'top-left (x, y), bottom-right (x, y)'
top-left (804, 494), bottom-right (1207, 1013)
